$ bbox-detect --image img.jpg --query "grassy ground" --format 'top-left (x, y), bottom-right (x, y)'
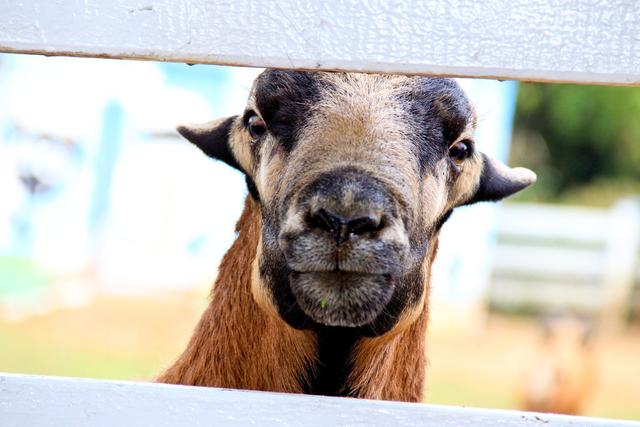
top-left (0, 257), bottom-right (52, 296)
top-left (425, 315), bottom-right (640, 420)
top-left (0, 294), bottom-right (206, 380)
top-left (1, 294), bottom-right (638, 420)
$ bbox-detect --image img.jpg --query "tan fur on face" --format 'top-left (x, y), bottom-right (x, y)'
top-left (446, 120), bottom-right (483, 209)
top-left (256, 135), bottom-right (287, 203)
top-left (237, 75), bottom-right (416, 223)
top-left (283, 75), bottom-right (420, 214)
top-left (449, 152), bottom-right (483, 208)
top-left (228, 118), bottom-right (255, 173)
top-left (239, 74), bottom-right (484, 237)
top-left (251, 234), bottom-right (280, 319)
top-left (420, 160), bottom-right (449, 225)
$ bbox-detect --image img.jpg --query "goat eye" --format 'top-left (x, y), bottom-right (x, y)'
top-left (247, 115), bottom-right (267, 141)
top-left (449, 140), bottom-right (471, 164)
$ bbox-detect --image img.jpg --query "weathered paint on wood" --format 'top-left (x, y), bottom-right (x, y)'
top-left (0, 0), bottom-right (639, 85)
top-left (0, 373), bottom-right (637, 426)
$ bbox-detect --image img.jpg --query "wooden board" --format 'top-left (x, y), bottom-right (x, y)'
top-left (1, 0), bottom-right (639, 85)
top-left (1, 373), bottom-right (637, 426)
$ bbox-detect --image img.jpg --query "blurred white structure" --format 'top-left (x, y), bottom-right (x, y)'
top-left (0, 54), bottom-right (262, 299)
top-left (490, 198), bottom-right (640, 327)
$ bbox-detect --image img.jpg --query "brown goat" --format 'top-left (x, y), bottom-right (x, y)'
top-left (520, 315), bottom-right (598, 415)
top-left (157, 70), bottom-right (535, 402)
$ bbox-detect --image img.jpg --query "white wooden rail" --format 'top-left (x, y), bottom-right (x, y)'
top-left (2, 0), bottom-right (640, 425)
top-left (1, 374), bottom-right (638, 427)
top-left (1, 0), bottom-right (639, 86)
top-left (490, 199), bottom-right (640, 324)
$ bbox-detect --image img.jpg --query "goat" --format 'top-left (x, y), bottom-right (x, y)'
top-left (157, 70), bottom-right (535, 402)
top-left (520, 315), bottom-right (597, 414)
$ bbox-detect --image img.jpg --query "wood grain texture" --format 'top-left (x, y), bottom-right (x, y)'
top-left (1, 373), bottom-right (638, 426)
top-left (0, 0), bottom-right (639, 85)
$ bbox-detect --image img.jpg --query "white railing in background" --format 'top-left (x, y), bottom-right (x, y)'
top-left (491, 199), bottom-right (640, 325)
top-left (1, 0), bottom-right (639, 425)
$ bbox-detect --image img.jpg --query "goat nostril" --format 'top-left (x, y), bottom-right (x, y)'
top-left (308, 208), bottom-right (342, 234)
top-left (346, 215), bottom-right (383, 236)
top-left (307, 208), bottom-right (384, 244)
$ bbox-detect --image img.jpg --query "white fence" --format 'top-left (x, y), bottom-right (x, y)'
top-left (2, 374), bottom-right (638, 427)
top-left (1, 0), bottom-right (639, 85)
top-left (490, 199), bottom-right (640, 324)
top-left (1, 0), bottom-right (640, 425)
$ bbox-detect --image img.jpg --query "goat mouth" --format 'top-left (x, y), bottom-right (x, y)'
top-left (289, 271), bottom-right (394, 328)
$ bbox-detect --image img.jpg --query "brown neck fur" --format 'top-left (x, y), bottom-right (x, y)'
top-left (157, 197), bottom-right (435, 402)
top-left (346, 239), bottom-right (437, 402)
top-left (157, 197), bottom-right (316, 392)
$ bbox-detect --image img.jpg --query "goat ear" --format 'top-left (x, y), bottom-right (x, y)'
top-left (466, 153), bottom-right (536, 205)
top-left (177, 116), bottom-right (261, 201)
top-left (176, 116), bottom-right (244, 174)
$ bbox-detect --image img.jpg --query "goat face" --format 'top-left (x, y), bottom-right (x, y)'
top-left (178, 70), bottom-right (535, 336)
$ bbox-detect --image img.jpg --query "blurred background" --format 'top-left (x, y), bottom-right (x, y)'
top-left (0, 53), bottom-right (638, 420)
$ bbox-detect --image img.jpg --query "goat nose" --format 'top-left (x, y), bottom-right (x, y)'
top-left (308, 208), bottom-right (383, 244)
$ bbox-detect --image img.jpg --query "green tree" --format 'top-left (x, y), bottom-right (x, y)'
top-left (511, 83), bottom-right (640, 206)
